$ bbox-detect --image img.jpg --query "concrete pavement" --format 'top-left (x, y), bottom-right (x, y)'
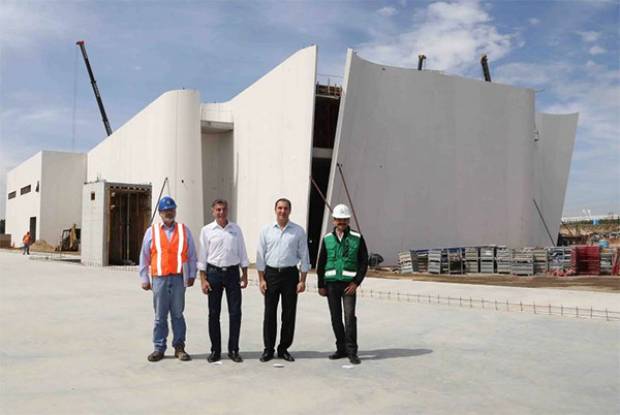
top-left (0, 251), bottom-right (618, 414)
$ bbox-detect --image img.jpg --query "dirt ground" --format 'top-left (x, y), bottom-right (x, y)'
top-left (367, 269), bottom-right (620, 292)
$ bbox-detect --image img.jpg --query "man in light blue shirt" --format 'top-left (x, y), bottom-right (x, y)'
top-left (256, 198), bottom-right (310, 362)
top-left (138, 196), bottom-right (197, 362)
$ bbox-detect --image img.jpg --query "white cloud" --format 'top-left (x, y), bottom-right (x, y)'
top-left (377, 6), bottom-right (398, 17)
top-left (528, 18), bottom-right (540, 26)
top-left (358, 0), bottom-right (512, 74)
top-left (588, 45), bottom-right (606, 55)
top-left (0, 2), bottom-right (75, 48)
top-left (494, 62), bottom-right (571, 88)
top-left (495, 56), bottom-right (620, 216)
top-left (576, 30), bottom-right (600, 43)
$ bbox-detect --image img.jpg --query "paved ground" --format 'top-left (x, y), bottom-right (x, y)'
top-left (0, 251), bottom-right (618, 414)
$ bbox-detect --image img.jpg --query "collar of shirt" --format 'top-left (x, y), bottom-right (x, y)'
top-left (208, 220), bottom-right (231, 230)
top-left (333, 226), bottom-right (349, 241)
top-left (159, 222), bottom-right (176, 231)
top-left (273, 221), bottom-right (291, 231)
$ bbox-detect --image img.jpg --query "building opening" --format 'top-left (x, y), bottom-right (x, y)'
top-left (307, 83), bottom-right (341, 266)
top-left (108, 184), bottom-right (151, 265)
top-left (29, 217), bottom-right (37, 242)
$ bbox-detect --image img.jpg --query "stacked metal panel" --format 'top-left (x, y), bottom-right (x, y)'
top-left (465, 247), bottom-right (480, 273)
top-left (448, 248), bottom-right (464, 274)
top-left (496, 247), bottom-right (512, 274)
top-left (479, 246), bottom-right (496, 274)
top-left (428, 249), bottom-right (448, 274)
top-left (532, 248), bottom-right (549, 274)
top-left (398, 251), bottom-right (414, 274)
top-left (600, 248), bottom-right (613, 275)
top-left (549, 247), bottom-right (572, 273)
top-left (414, 249), bottom-right (429, 273)
top-left (512, 248), bottom-right (534, 276)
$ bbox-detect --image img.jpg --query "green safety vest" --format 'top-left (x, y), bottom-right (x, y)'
top-left (323, 229), bottom-right (362, 282)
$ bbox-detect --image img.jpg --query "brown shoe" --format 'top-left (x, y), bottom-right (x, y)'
top-left (148, 351), bottom-right (164, 362)
top-left (174, 345), bottom-right (191, 361)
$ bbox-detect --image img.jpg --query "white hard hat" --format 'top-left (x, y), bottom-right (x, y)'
top-left (332, 204), bottom-right (352, 219)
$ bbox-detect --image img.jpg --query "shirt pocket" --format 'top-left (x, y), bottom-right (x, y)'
top-left (282, 232), bottom-right (299, 255)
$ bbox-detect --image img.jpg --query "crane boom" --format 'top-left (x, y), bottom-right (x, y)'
top-left (76, 40), bottom-right (113, 136)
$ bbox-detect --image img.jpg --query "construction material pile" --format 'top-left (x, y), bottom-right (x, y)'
top-left (572, 246), bottom-right (600, 275)
top-left (398, 245), bottom-right (620, 277)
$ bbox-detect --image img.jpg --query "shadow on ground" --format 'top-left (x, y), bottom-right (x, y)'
top-left (191, 348), bottom-right (432, 361)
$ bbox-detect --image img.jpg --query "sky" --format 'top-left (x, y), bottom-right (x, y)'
top-left (1, 0), bottom-right (618, 219)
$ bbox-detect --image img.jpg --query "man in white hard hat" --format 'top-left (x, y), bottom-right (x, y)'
top-left (316, 204), bottom-right (368, 365)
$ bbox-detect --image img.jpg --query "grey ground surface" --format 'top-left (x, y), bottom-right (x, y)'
top-left (1, 251), bottom-right (618, 415)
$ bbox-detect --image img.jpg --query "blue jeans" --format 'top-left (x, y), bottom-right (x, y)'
top-left (152, 275), bottom-right (186, 352)
top-left (206, 265), bottom-right (242, 353)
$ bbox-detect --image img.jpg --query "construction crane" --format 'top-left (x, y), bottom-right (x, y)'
top-left (76, 40), bottom-right (113, 136)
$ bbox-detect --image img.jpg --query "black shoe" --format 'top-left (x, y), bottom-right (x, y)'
top-left (228, 351), bottom-right (243, 363)
top-left (207, 351), bottom-right (221, 363)
top-left (348, 354), bottom-right (361, 365)
top-left (147, 351), bottom-right (164, 362)
top-left (277, 350), bottom-right (295, 362)
top-left (259, 350), bottom-right (274, 362)
top-left (329, 351), bottom-right (348, 360)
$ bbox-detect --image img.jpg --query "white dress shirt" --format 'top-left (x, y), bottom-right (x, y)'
top-left (256, 221), bottom-right (310, 272)
top-left (197, 221), bottom-right (249, 270)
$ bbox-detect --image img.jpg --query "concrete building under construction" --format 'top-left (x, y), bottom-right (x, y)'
top-left (4, 46), bottom-right (578, 265)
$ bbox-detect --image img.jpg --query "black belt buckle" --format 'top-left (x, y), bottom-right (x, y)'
top-left (207, 264), bottom-right (238, 273)
top-left (267, 265), bottom-right (296, 273)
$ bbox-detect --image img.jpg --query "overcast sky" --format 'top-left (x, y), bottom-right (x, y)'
top-left (1, 0), bottom-right (618, 218)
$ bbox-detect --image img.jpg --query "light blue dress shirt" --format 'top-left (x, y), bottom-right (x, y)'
top-left (256, 221), bottom-right (310, 272)
top-left (139, 222), bottom-right (198, 284)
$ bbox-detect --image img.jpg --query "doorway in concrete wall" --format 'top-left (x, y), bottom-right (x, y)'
top-left (307, 84), bottom-right (341, 266)
top-left (29, 217), bottom-right (36, 242)
top-left (201, 130), bottom-right (234, 223)
top-left (108, 184), bottom-right (151, 265)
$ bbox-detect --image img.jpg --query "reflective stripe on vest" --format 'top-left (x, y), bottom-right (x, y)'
top-left (150, 222), bottom-right (188, 277)
top-left (323, 230), bottom-right (361, 282)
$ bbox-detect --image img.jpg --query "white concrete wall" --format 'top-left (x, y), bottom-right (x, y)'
top-left (225, 46), bottom-right (317, 260)
top-left (5, 152), bottom-right (42, 246)
top-left (201, 131), bottom-right (234, 224)
top-left (533, 113), bottom-right (578, 246)
top-left (324, 51), bottom-right (539, 264)
top-left (39, 151), bottom-right (87, 246)
top-left (87, 90), bottom-right (204, 237)
top-left (80, 181), bottom-right (108, 266)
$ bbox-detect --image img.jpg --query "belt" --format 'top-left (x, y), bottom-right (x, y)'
top-left (207, 263), bottom-right (239, 273)
top-left (265, 265), bottom-right (298, 273)
top-left (153, 273), bottom-right (182, 278)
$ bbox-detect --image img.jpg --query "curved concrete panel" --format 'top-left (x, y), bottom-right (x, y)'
top-left (227, 46), bottom-right (317, 259)
top-left (87, 90), bottom-right (203, 235)
top-left (533, 112), bottom-right (578, 245)
top-left (324, 50), bottom-right (539, 264)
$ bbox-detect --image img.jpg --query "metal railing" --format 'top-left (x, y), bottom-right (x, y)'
top-left (248, 279), bottom-right (620, 322)
top-left (29, 257), bottom-right (619, 322)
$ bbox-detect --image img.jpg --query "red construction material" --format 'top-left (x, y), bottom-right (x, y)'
top-left (571, 246), bottom-right (600, 276)
top-left (612, 248), bottom-right (620, 276)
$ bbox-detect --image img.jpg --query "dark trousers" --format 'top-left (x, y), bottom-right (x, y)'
top-left (326, 281), bottom-right (358, 355)
top-left (206, 265), bottom-right (242, 353)
top-left (263, 267), bottom-right (299, 353)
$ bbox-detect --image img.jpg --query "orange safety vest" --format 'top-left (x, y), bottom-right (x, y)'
top-left (150, 222), bottom-right (189, 277)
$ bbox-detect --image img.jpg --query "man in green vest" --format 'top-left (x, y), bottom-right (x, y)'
top-left (317, 204), bottom-right (368, 365)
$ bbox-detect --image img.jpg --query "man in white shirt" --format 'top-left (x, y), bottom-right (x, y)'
top-left (256, 198), bottom-right (310, 362)
top-left (198, 199), bottom-right (249, 363)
